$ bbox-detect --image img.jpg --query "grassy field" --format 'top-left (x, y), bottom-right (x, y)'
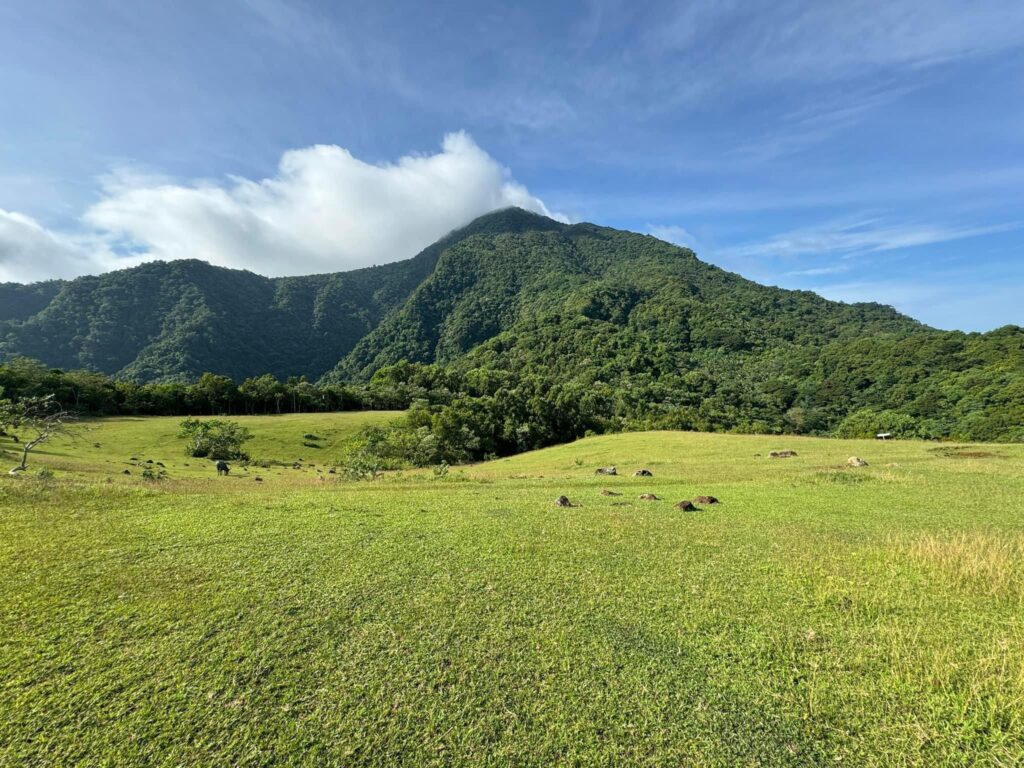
top-left (1, 418), bottom-right (1023, 766)
top-left (0, 411), bottom-right (403, 483)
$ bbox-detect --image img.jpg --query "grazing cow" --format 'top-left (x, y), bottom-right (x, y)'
top-left (216, 460), bottom-right (230, 476)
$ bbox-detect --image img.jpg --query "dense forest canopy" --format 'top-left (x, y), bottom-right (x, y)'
top-left (1, 208), bottom-right (1021, 453)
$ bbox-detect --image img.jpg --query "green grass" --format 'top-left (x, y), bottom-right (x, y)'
top-left (2, 411), bottom-right (402, 484)
top-left (2, 424), bottom-right (1023, 766)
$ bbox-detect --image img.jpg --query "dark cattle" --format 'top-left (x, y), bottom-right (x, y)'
top-left (216, 460), bottom-right (230, 476)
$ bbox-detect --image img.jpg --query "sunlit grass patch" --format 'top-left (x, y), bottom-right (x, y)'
top-left (900, 531), bottom-right (1024, 600)
top-left (2, 426), bottom-right (1024, 764)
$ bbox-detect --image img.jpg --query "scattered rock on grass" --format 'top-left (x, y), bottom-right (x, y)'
top-left (122, 469), bottom-right (131, 475)
top-left (595, 466), bottom-right (617, 476)
top-left (600, 489), bottom-right (622, 496)
top-left (769, 450), bottom-right (798, 458)
top-left (633, 469), bottom-right (653, 477)
top-left (675, 500), bottom-right (698, 511)
top-left (638, 493), bottom-right (659, 501)
top-left (555, 495), bottom-right (573, 507)
top-left (847, 456), bottom-right (869, 467)
top-left (693, 495), bottom-right (719, 505)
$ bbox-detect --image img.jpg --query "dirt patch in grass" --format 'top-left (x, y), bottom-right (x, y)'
top-left (928, 446), bottom-right (1002, 459)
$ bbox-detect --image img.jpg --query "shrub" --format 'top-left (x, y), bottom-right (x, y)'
top-left (178, 418), bottom-right (252, 460)
top-left (141, 466), bottom-right (167, 482)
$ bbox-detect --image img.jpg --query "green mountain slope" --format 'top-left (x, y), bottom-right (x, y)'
top-left (0, 280), bottom-right (65, 322)
top-left (324, 209), bottom-right (921, 381)
top-left (0, 250), bottom-right (437, 382)
top-left (0, 207), bottom-right (1020, 441)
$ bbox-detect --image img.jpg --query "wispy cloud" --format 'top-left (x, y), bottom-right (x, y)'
top-left (648, 0), bottom-right (1024, 89)
top-left (724, 218), bottom-right (1020, 259)
top-left (647, 224), bottom-right (699, 250)
top-left (728, 81), bottom-right (915, 162)
top-left (784, 264), bottom-right (852, 277)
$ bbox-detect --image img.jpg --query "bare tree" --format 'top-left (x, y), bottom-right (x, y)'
top-left (0, 395), bottom-right (77, 475)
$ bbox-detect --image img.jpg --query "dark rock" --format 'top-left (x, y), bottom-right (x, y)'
top-left (693, 495), bottom-right (719, 505)
top-left (769, 450), bottom-right (798, 458)
top-left (674, 500), bottom-right (697, 511)
top-left (633, 469), bottom-right (653, 477)
top-left (638, 493), bottom-right (659, 501)
top-left (594, 466), bottom-right (617, 476)
top-left (555, 495), bottom-right (573, 507)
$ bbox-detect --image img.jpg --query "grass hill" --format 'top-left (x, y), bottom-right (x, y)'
top-left (3, 424), bottom-right (1023, 764)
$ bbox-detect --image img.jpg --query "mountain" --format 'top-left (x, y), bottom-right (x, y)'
top-left (0, 280), bottom-right (65, 322)
top-left (323, 209), bottom-right (920, 382)
top-left (0, 248), bottom-right (436, 382)
top-left (0, 209), bottom-right (565, 382)
top-left (1, 207), bottom-right (1020, 441)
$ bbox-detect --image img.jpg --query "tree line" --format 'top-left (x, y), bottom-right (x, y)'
top-left (0, 357), bottom-right (413, 417)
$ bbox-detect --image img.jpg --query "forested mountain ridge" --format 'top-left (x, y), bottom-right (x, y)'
top-left (1, 207), bottom-right (1020, 442)
top-left (0, 209), bottom-right (565, 381)
top-left (324, 211), bottom-right (922, 381)
top-left (0, 235), bottom-right (444, 381)
top-left (0, 280), bottom-right (65, 322)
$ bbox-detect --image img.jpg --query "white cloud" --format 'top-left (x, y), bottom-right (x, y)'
top-left (85, 132), bottom-right (563, 275)
top-left (647, 224), bottom-right (699, 250)
top-left (0, 210), bottom-right (119, 283)
top-left (0, 132), bottom-right (563, 282)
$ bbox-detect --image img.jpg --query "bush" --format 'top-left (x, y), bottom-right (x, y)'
top-left (141, 466), bottom-right (167, 482)
top-left (178, 418), bottom-right (252, 460)
top-left (834, 409), bottom-right (920, 440)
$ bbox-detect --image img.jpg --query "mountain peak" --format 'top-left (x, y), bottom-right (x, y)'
top-left (456, 206), bottom-right (566, 238)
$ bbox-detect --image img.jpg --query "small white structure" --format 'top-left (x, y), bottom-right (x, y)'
top-left (876, 432), bottom-right (892, 441)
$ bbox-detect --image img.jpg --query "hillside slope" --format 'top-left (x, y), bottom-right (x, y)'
top-left (324, 209), bottom-right (921, 381)
top-left (0, 251), bottom-right (437, 382)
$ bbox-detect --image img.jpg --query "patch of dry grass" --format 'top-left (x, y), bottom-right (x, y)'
top-left (901, 532), bottom-right (1024, 600)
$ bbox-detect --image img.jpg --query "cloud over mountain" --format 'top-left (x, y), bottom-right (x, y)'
top-left (0, 132), bottom-right (561, 282)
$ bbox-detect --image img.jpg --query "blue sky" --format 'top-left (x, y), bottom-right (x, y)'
top-left (1, 0), bottom-right (1022, 331)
